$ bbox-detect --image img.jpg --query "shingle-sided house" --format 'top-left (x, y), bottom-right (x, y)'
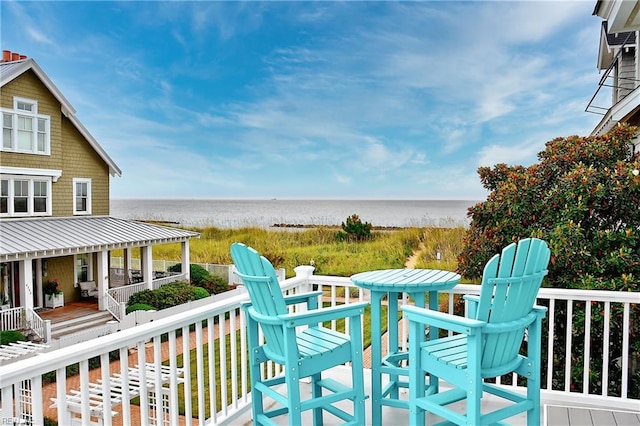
top-left (0, 50), bottom-right (199, 324)
top-left (589, 0), bottom-right (640, 151)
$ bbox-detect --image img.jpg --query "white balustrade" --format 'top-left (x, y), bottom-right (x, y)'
top-left (0, 268), bottom-right (637, 425)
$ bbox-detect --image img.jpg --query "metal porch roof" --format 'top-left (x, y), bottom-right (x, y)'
top-left (0, 216), bottom-right (200, 261)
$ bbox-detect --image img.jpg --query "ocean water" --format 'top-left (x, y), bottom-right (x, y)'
top-left (110, 199), bottom-right (480, 229)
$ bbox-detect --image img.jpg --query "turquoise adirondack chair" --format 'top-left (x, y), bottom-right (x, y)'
top-left (230, 242), bottom-right (368, 426)
top-left (402, 238), bottom-right (550, 425)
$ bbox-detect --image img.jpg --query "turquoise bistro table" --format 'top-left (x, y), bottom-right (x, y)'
top-left (350, 268), bottom-right (461, 425)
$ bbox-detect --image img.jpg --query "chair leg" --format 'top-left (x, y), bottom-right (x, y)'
top-left (408, 320), bottom-right (425, 426)
top-left (467, 335), bottom-right (483, 426)
top-left (287, 366), bottom-right (303, 426)
top-left (249, 361), bottom-right (265, 424)
top-left (527, 374), bottom-right (541, 426)
top-left (351, 348), bottom-right (366, 424)
top-left (311, 372), bottom-right (323, 426)
top-left (527, 314), bottom-right (544, 426)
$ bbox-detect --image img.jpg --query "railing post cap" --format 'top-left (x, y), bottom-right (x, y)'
top-left (294, 265), bottom-right (315, 277)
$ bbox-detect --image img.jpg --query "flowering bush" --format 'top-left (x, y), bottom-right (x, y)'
top-left (43, 279), bottom-right (62, 298)
top-left (458, 124), bottom-right (639, 398)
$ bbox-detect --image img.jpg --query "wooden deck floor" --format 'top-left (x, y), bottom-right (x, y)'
top-left (37, 301), bottom-right (98, 323)
top-left (232, 366), bottom-right (640, 426)
top-left (545, 405), bottom-right (640, 426)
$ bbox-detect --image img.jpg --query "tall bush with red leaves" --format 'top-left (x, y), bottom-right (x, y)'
top-left (458, 124), bottom-right (639, 398)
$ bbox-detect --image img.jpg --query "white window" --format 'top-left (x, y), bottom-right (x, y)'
top-left (0, 175), bottom-right (52, 217)
top-left (33, 180), bottom-right (48, 213)
top-left (0, 180), bottom-right (8, 214)
top-left (73, 178), bottom-right (91, 215)
top-left (0, 97), bottom-right (50, 155)
top-left (13, 180), bottom-right (29, 213)
top-left (76, 254), bottom-right (92, 284)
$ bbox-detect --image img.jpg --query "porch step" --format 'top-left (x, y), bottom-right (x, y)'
top-left (50, 311), bottom-right (116, 339)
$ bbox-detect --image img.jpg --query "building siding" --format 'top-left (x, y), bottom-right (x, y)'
top-left (617, 49), bottom-right (638, 101)
top-left (44, 256), bottom-right (78, 303)
top-left (59, 118), bottom-right (110, 216)
top-left (0, 69), bottom-right (111, 217)
top-left (1, 70), bottom-right (63, 171)
top-left (1, 63), bottom-right (114, 308)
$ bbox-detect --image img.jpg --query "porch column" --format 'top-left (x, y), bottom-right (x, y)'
top-left (19, 259), bottom-right (34, 310)
top-left (124, 248), bottom-right (132, 284)
top-left (181, 240), bottom-right (190, 282)
top-left (35, 259), bottom-right (43, 308)
top-left (141, 245), bottom-right (153, 290)
top-left (96, 250), bottom-right (109, 311)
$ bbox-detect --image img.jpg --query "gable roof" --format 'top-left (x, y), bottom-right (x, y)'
top-left (0, 58), bottom-right (122, 177)
top-left (0, 216), bottom-right (200, 261)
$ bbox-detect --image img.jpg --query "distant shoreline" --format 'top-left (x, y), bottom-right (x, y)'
top-left (138, 219), bottom-right (460, 231)
top-left (114, 199), bottom-right (474, 229)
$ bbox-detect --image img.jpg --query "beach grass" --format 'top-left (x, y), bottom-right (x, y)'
top-left (142, 225), bottom-right (467, 279)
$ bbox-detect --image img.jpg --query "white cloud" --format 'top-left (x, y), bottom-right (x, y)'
top-left (477, 142), bottom-right (541, 168)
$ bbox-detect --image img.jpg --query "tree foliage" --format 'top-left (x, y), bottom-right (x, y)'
top-left (459, 125), bottom-right (640, 290)
top-left (458, 124), bottom-right (640, 397)
top-left (336, 214), bottom-right (372, 242)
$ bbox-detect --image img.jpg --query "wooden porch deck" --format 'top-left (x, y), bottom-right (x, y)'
top-left (232, 366), bottom-right (640, 426)
top-left (38, 300), bottom-right (99, 324)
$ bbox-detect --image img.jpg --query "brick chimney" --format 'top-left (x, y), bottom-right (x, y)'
top-left (2, 50), bottom-right (27, 63)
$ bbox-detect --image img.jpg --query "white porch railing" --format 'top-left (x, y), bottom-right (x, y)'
top-left (0, 267), bottom-right (637, 426)
top-left (0, 307), bottom-right (47, 342)
top-left (107, 272), bottom-right (187, 305)
top-left (104, 291), bottom-right (125, 322)
top-left (0, 307), bottom-right (24, 332)
top-left (24, 307), bottom-right (47, 341)
top-left (108, 282), bottom-right (147, 304)
top-left (152, 272), bottom-right (187, 290)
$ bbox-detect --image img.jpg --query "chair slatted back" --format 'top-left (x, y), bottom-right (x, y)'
top-left (474, 238), bottom-right (550, 370)
top-left (231, 243), bottom-right (288, 359)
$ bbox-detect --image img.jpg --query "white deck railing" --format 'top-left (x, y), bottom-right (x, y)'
top-left (108, 283), bottom-right (147, 304)
top-left (0, 307), bottom-right (46, 341)
top-left (104, 291), bottom-right (125, 322)
top-left (107, 272), bottom-right (187, 305)
top-left (0, 307), bottom-right (24, 332)
top-left (25, 307), bottom-right (46, 341)
top-left (0, 267), bottom-right (638, 425)
top-left (152, 272), bottom-right (187, 289)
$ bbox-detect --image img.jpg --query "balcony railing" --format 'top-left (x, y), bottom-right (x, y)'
top-left (0, 307), bottom-right (47, 341)
top-left (0, 266), bottom-right (637, 425)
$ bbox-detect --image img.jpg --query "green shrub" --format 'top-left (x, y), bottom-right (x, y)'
top-left (0, 330), bottom-right (26, 345)
top-left (198, 275), bottom-right (230, 295)
top-left (189, 264), bottom-right (213, 287)
top-left (128, 281), bottom-right (196, 310)
top-left (336, 214), bottom-right (372, 242)
top-left (458, 124), bottom-right (640, 398)
top-left (193, 287), bottom-right (210, 300)
top-left (126, 303), bottom-right (156, 314)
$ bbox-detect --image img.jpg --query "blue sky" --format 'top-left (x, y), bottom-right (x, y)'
top-left (2, 1), bottom-right (605, 200)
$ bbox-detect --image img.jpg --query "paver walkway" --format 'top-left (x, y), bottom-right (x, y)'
top-left (40, 317), bottom-right (240, 425)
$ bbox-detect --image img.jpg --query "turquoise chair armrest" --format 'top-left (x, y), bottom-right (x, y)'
top-left (241, 291), bottom-right (323, 310)
top-left (280, 302), bottom-right (369, 328)
top-left (463, 294), bottom-right (480, 317)
top-left (283, 291), bottom-right (323, 307)
top-left (401, 305), bottom-right (484, 335)
top-left (533, 305), bottom-right (548, 317)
